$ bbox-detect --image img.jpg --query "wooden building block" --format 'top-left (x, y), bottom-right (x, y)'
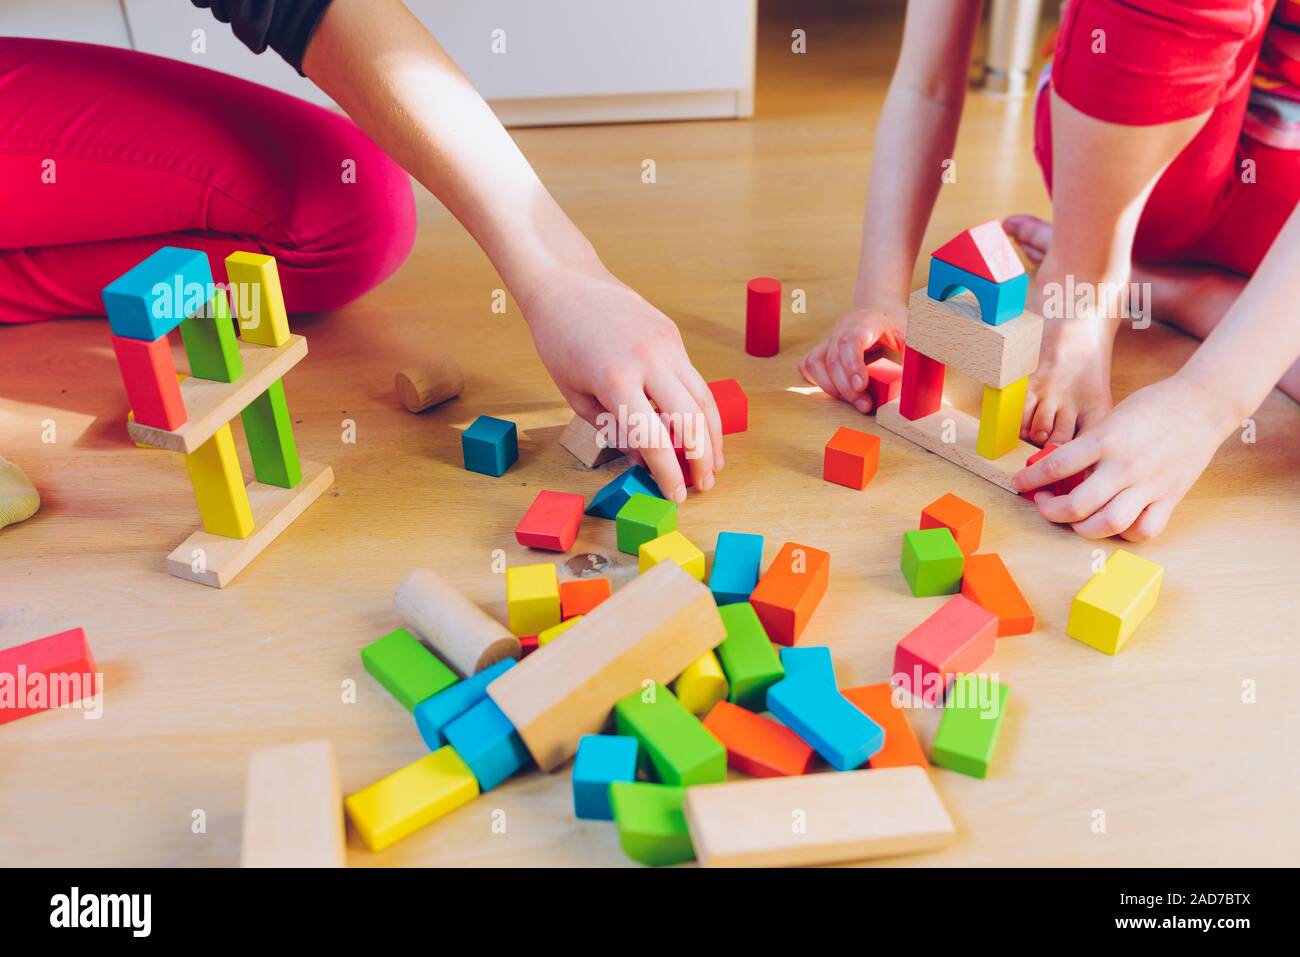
top-left (745, 277), bottom-right (781, 357)
top-left (179, 290), bottom-right (243, 382)
top-left (102, 245), bottom-right (213, 341)
top-left (462, 415), bottom-right (518, 477)
top-left (920, 492), bottom-right (984, 555)
top-left (715, 602), bottom-right (783, 711)
top-left (184, 422), bottom-right (254, 539)
top-left (931, 220), bottom-right (1025, 284)
top-left (361, 626), bottom-right (459, 711)
top-left (414, 659), bottom-right (516, 750)
top-left (977, 376), bottom-right (1028, 460)
top-left (395, 354), bottom-right (464, 413)
top-left (615, 492), bottom-right (677, 556)
top-left (823, 426), bottom-right (880, 490)
top-left (766, 672), bottom-right (883, 771)
top-left (779, 645), bottom-right (835, 687)
top-left (487, 560), bottom-right (726, 771)
top-left (518, 634), bottom-right (539, 657)
top-left (0, 628), bottom-right (97, 725)
top-left (709, 531), bottom-right (764, 605)
top-left (672, 650), bottom-right (729, 714)
top-left (240, 740), bottom-right (345, 868)
top-left (505, 563), bottom-right (561, 637)
top-left (1067, 549), bottom-right (1163, 654)
top-left (111, 333), bottom-right (187, 431)
top-left (683, 766), bottom-right (954, 867)
top-left (707, 378), bottom-right (749, 434)
top-left (558, 413), bottom-right (623, 468)
top-left (614, 682), bottom-right (726, 786)
top-left (639, 530), bottom-right (705, 580)
top-left (927, 256), bottom-right (1029, 327)
top-left (1022, 443), bottom-right (1089, 498)
top-left (748, 541), bottom-right (830, 646)
top-left (573, 734), bottom-right (639, 820)
top-left (586, 464), bottom-right (663, 519)
top-left (241, 380), bottom-right (301, 489)
top-left (609, 782), bottom-right (695, 866)
top-left (444, 698), bottom-right (531, 791)
top-left (961, 553), bottom-right (1034, 636)
top-left (225, 251), bottom-right (290, 347)
top-left (898, 346), bottom-right (945, 420)
top-left (395, 568), bottom-right (521, 676)
top-left (904, 289), bottom-right (1042, 388)
top-left (931, 674), bottom-right (1010, 778)
top-left (841, 683), bottom-right (928, 770)
top-left (537, 616), bottom-right (582, 646)
top-left (560, 577), bottom-right (611, 619)
top-left (865, 356), bottom-right (903, 407)
top-left (344, 747), bottom-right (478, 853)
top-left (702, 701), bottom-right (814, 778)
top-left (900, 527), bottom-right (964, 597)
top-left (515, 490), bottom-right (585, 552)
top-left (893, 595), bottom-right (998, 706)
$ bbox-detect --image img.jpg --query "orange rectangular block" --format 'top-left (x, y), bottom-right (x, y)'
top-left (823, 427), bottom-right (880, 491)
top-left (560, 577), bottom-right (612, 620)
top-left (841, 683), bottom-right (928, 770)
top-left (749, 542), bottom-right (830, 646)
top-left (703, 701), bottom-right (815, 777)
top-left (920, 492), bottom-right (984, 555)
top-left (961, 552), bottom-right (1034, 636)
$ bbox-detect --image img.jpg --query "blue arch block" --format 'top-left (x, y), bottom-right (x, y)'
top-left (927, 257), bottom-right (1027, 326)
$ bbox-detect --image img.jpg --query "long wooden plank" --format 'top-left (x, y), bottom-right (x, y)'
top-left (683, 766), bottom-right (955, 867)
top-left (167, 460), bottom-right (333, 588)
top-left (127, 335), bottom-right (308, 453)
top-left (875, 397), bottom-right (1037, 493)
top-left (240, 740), bottom-right (345, 867)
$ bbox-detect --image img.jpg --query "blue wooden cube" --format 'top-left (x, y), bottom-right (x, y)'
top-left (766, 672), bottom-right (883, 771)
top-left (709, 531), bottom-right (764, 604)
top-left (443, 697), bottom-right (530, 791)
top-left (585, 464), bottom-right (663, 519)
top-left (462, 415), bottom-right (518, 477)
top-left (102, 246), bottom-right (214, 341)
top-left (779, 645), bottom-right (835, 687)
top-left (413, 658), bottom-right (515, 750)
top-left (572, 734), bottom-right (638, 820)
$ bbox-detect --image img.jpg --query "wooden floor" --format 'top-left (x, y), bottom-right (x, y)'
top-left (2, 6), bottom-right (1298, 867)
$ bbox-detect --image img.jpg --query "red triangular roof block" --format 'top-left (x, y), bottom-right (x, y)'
top-left (931, 220), bottom-right (1025, 283)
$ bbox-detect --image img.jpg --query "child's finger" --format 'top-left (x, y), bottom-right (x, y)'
top-left (837, 333), bottom-right (873, 393)
top-left (678, 364), bottom-right (725, 472)
top-left (1120, 498), bottom-right (1174, 543)
top-left (647, 371), bottom-right (715, 493)
top-left (801, 351), bottom-right (843, 400)
top-left (1011, 435), bottom-right (1099, 494)
top-left (826, 353), bottom-right (857, 403)
top-left (1036, 462), bottom-right (1120, 524)
top-left (566, 391), bottom-right (606, 429)
top-left (604, 387), bottom-right (685, 503)
top-left (1070, 485), bottom-right (1150, 539)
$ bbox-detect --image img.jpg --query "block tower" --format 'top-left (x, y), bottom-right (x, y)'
top-left (104, 247), bottom-right (334, 588)
top-left (875, 221), bottom-right (1044, 492)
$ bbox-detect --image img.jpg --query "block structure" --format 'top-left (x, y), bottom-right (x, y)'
top-left (823, 427), bottom-right (880, 490)
top-left (864, 356), bottom-right (903, 408)
top-left (748, 542), bottom-right (830, 646)
top-left (573, 734), bottom-right (639, 820)
top-left (1067, 549), bottom-right (1163, 654)
top-left (893, 595), bottom-right (997, 706)
top-left (462, 415), bottom-right (518, 477)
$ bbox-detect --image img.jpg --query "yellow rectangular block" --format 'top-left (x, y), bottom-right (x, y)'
top-left (344, 747), bottom-right (479, 852)
top-left (184, 422), bottom-right (253, 539)
top-left (673, 650), bottom-right (729, 714)
top-left (226, 251), bottom-right (290, 347)
top-left (976, 375), bottom-right (1028, 460)
top-left (1067, 549), bottom-right (1163, 654)
top-left (639, 530), bottom-right (706, 581)
top-left (538, 615), bottom-right (582, 646)
top-left (506, 563), bottom-right (561, 636)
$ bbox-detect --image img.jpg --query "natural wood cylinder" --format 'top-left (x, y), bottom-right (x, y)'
top-left (395, 355), bottom-right (465, 413)
top-left (394, 568), bottom-right (520, 676)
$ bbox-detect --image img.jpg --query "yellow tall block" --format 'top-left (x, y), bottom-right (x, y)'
top-left (673, 650), bottom-right (729, 714)
top-left (226, 251), bottom-right (289, 347)
top-left (506, 563), bottom-right (561, 636)
top-left (976, 375), bottom-right (1027, 460)
top-left (344, 747), bottom-right (479, 852)
top-left (184, 423), bottom-right (253, 539)
top-left (639, 530), bottom-right (706, 581)
top-left (1067, 549), bottom-right (1163, 654)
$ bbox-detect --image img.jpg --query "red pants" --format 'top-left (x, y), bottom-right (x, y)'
top-left (1035, 0), bottom-right (1299, 274)
top-left (0, 38), bottom-right (416, 324)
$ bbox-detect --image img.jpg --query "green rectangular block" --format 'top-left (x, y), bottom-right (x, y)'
top-left (179, 291), bottom-right (243, 382)
top-left (716, 602), bottom-right (784, 711)
top-left (615, 493), bottom-right (676, 556)
top-left (608, 782), bottom-right (694, 867)
top-left (901, 527), bottom-right (964, 597)
top-left (931, 673), bottom-right (1010, 779)
top-left (361, 627), bottom-right (458, 711)
top-left (614, 682), bottom-right (725, 786)
top-left (240, 379), bottom-right (302, 488)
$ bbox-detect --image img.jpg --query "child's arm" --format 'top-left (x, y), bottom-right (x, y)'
top-left (1012, 204), bottom-right (1300, 540)
top-left (800, 0), bottom-right (984, 412)
top-left (302, 0), bottom-right (720, 501)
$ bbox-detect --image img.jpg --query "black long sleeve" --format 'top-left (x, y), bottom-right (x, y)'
top-left (191, 0), bottom-right (335, 76)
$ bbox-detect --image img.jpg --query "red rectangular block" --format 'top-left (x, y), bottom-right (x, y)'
top-left (864, 356), bottom-right (903, 408)
top-left (111, 334), bottom-right (186, 430)
top-left (703, 701), bottom-right (815, 777)
top-left (892, 595), bottom-right (997, 706)
top-left (515, 490), bottom-right (585, 552)
top-left (841, 683), bottom-right (928, 770)
top-left (0, 628), bottom-right (98, 725)
top-left (1022, 443), bottom-right (1088, 498)
top-left (961, 553), bottom-right (1034, 636)
top-left (823, 426), bottom-right (880, 491)
top-left (560, 577), bottom-right (611, 620)
top-left (707, 379), bottom-right (749, 435)
top-left (898, 347), bottom-right (945, 420)
top-left (749, 542), bottom-right (830, 646)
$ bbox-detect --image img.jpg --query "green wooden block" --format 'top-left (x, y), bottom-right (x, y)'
top-left (241, 379), bottom-right (302, 488)
top-left (614, 682), bottom-right (725, 786)
top-left (716, 602), bottom-right (784, 711)
top-left (179, 291), bottom-right (243, 383)
top-left (361, 627), bottom-right (458, 711)
top-left (932, 673), bottom-right (1010, 779)
top-left (900, 527), bottom-right (964, 597)
top-left (615, 493), bottom-right (676, 555)
top-left (608, 782), bottom-right (694, 866)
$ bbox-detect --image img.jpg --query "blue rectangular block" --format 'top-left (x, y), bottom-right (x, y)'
top-left (444, 697), bottom-right (531, 791)
top-left (102, 246), bottom-right (215, 341)
top-left (709, 531), bottom-right (764, 604)
top-left (572, 734), bottom-right (639, 820)
top-left (767, 672), bottom-right (884, 771)
top-left (413, 658), bottom-right (515, 750)
top-left (585, 464), bottom-right (663, 519)
top-left (462, 415), bottom-right (518, 477)
top-left (779, 645), bottom-right (835, 687)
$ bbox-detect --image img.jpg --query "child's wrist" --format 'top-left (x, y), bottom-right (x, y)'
top-left (1174, 363), bottom-right (1253, 438)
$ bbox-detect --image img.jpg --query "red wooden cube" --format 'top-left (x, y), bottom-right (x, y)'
top-left (864, 356), bottom-right (903, 408)
top-left (707, 378), bottom-right (749, 435)
top-left (515, 490), bottom-right (585, 552)
top-left (823, 427), bottom-right (880, 490)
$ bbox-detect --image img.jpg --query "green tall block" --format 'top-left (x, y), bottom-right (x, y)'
top-left (179, 291), bottom-right (243, 382)
top-left (241, 379), bottom-right (301, 488)
top-left (900, 527), bottom-right (964, 597)
top-left (361, 627), bottom-right (458, 711)
top-left (609, 782), bottom-right (695, 866)
top-left (932, 674), bottom-right (1010, 779)
top-left (614, 682), bottom-right (725, 786)
top-left (716, 602), bottom-right (784, 711)
top-left (615, 493), bottom-right (676, 556)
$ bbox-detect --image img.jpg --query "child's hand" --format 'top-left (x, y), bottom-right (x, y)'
top-left (523, 265), bottom-right (723, 503)
top-left (799, 307), bottom-right (906, 413)
top-left (1011, 374), bottom-right (1237, 540)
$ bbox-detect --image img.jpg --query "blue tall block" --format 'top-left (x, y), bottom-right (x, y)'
top-left (585, 464), bottom-right (663, 519)
top-left (927, 257), bottom-right (1028, 327)
top-left (413, 658), bottom-right (515, 750)
top-left (102, 246), bottom-right (214, 341)
top-left (444, 697), bottom-right (531, 791)
top-left (709, 531), bottom-right (764, 604)
top-left (779, 645), bottom-right (836, 687)
top-left (572, 734), bottom-right (639, 820)
top-left (767, 672), bottom-right (884, 771)
top-left (462, 415), bottom-right (518, 477)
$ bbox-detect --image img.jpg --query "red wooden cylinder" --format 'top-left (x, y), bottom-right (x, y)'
top-left (745, 277), bottom-right (781, 357)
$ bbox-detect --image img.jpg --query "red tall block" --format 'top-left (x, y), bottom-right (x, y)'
top-left (0, 628), bottom-right (98, 725)
top-left (745, 277), bottom-right (781, 357)
top-left (111, 334), bottom-right (186, 430)
top-left (898, 347), bottom-right (945, 420)
top-left (515, 490), bottom-right (585, 552)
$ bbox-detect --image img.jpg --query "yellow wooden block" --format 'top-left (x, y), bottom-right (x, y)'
top-left (506, 563), bottom-right (561, 636)
top-left (226, 251), bottom-right (290, 347)
top-left (976, 375), bottom-right (1028, 460)
top-left (538, 615), bottom-right (582, 646)
top-left (1067, 549), bottom-right (1163, 654)
top-left (184, 422), bottom-right (253, 539)
top-left (673, 650), bottom-right (729, 714)
top-left (639, 530), bottom-right (706, 581)
top-left (344, 747), bottom-right (479, 852)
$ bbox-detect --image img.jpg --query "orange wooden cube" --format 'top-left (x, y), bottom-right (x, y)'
top-left (961, 552), bottom-right (1034, 636)
top-left (560, 577), bottom-right (612, 620)
top-left (703, 701), bottom-right (815, 777)
top-left (749, 542), bottom-right (830, 646)
top-left (823, 427), bottom-right (880, 491)
top-left (919, 492), bottom-right (983, 555)
top-left (841, 683), bottom-right (928, 770)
